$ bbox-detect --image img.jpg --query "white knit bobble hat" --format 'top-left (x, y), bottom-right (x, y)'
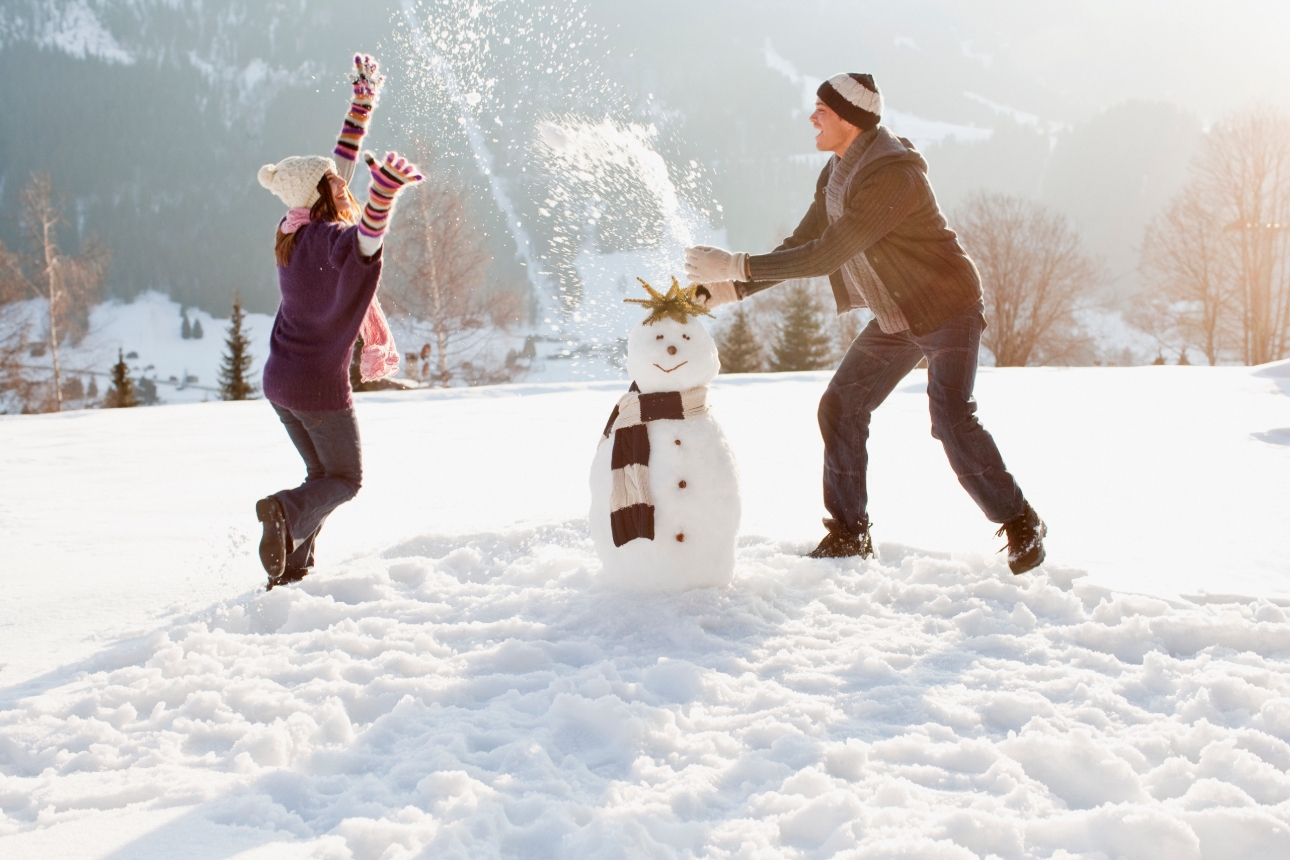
top-left (257, 155), bottom-right (338, 209)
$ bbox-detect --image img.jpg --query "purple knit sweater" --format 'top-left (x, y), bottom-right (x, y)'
top-left (263, 220), bottom-right (383, 411)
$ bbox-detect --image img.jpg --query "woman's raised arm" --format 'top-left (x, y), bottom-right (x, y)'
top-left (355, 151), bottom-right (424, 258)
top-left (333, 54), bottom-right (384, 185)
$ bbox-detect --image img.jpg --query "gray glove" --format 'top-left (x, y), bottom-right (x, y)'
top-left (685, 245), bottom-right (748, 284)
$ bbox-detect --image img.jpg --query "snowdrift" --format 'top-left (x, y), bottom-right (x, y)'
top-left (2, 365), bottom-right (1289, 858)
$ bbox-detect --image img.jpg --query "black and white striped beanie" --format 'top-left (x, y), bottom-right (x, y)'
top-left (817, 73), bottom-right (883, 131)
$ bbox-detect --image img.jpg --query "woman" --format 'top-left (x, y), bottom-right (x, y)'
top-left (254, 54), bottom-right (422, 586)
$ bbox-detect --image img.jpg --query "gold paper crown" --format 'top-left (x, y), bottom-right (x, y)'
top-left (623, 277), bottom-right (714, 325)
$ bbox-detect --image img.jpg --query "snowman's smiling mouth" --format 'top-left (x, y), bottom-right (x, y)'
top-left (653, 361), bottom-right (688, 373)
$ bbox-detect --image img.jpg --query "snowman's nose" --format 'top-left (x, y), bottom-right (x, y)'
top-left (667, 345), bottom-right (677, 355)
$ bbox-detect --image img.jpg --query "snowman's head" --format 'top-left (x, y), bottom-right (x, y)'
top-left (622, 278), bottom-right (721, 392)
top-left (627, 315), bottom-right (720, 392)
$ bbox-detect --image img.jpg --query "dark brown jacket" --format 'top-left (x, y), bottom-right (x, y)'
top-left (742, 127), bottom-right (982, 336)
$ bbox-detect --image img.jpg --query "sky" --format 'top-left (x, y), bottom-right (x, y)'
top-left (931, 0), bottom-right (1290, 121)
top-left (734, 0), bottom-right (1290, 126)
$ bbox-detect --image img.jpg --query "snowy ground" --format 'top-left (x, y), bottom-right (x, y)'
top-left (2, 363), bottom-right (1290, 858)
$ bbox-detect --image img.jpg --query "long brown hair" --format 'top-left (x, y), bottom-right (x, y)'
top-left (274, 173), bottom-right (358, 267)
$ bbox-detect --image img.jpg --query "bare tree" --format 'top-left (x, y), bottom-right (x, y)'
top-left (0, 279), bottom-right (34, 413)
top-left (1131, 107), bottom-right (1290, 366)
top-left (0, 332), bottom-right (35, 412)
top-left (1133, 188), bottom-right (1236, 365)
top-left (1191, 107), bottom-right (1290, 365)
top-left (956, 193), bottom-right (1105, 366)
top-left (0, 211), bottom-right (34, 409)
top-left (0, 240), bottom-right (25, 306)
top-left (3, 173), bottom-right (109, 411)
top-left (383, 156), bottom-right (521, 386)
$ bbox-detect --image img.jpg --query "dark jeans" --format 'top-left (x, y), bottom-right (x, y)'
top-left (271, 404), bottom-right (363, 571)
top-left (818, 301), bottom-right (1024, 535)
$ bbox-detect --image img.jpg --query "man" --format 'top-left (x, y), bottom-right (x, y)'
top-left (684, 72), bottom-right (1046, 573)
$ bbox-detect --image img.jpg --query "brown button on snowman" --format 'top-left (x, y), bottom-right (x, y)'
top-left (589, 279), bottom-right (741, 591)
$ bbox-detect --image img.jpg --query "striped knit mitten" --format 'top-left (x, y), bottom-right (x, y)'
top-left (334, 54), bottom-right (384, 166)
top-left (358, 151), bottom-right (424, 248)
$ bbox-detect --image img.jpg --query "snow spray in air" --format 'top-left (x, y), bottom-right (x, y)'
top-left (589, 279), bottom-right (740, 590)
top-left (534, 118), bottom-right (719, 349)
top-left (394, 0), bottom-right (721, 379)
top-left (398, 0), bottom-right (548, 314)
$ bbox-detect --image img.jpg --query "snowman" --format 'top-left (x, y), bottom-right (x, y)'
top-left (589, 278), bottom-right (741, 591)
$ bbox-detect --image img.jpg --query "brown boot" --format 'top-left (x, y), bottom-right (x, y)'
top-left (267, 566), bottom-right (309, 590)
top-left (997, 502), bottom-right (1046, 574)
top-left (808, 518), bottom-right (874, 559)
top-left (255, 497), bottom-right (288, 579)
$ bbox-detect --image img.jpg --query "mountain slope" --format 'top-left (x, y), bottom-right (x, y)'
top-left (0, 0), bottom-right (1274, 321)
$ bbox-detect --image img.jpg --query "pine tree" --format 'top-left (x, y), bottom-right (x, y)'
top-left (769, 283), bottom-right (835, 372)
top-left (716, 305), bottom-right (764, 373)
top-left (87, 376), bottom-right (98, 399)
top-left (181, 310), bottom-right (192, 339)
top-left (104, 349), bottom-right (140, 408)
top-left (192, 318), bottom-right (203, 339)
top-left (218, 294), bottom-right (258, 400)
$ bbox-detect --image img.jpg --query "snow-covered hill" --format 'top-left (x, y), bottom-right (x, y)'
top-left (2, 364), bottom-right (1290, 857)
top-left (16, 292), bottom-right (275, 406)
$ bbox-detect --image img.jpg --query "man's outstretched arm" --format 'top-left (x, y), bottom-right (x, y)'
top-left (685, 165), bottom-right (832, 307)
top-left (746, 165), bottom-right (920, 285)
top-left (738, 194), bottom-right (829, 297)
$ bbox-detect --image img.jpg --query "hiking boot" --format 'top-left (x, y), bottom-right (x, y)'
top-left (808, 518), bottom-right (874, 559)
top-left (997, 502), bottom-right (1046, 574)
top-left (267, 566), bottom-right (309, 591)
top-left (255, 497), bottom-right (288, 579)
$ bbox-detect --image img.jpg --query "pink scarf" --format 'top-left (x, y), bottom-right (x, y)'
top-left (281, 208), bottom-right (400, 383)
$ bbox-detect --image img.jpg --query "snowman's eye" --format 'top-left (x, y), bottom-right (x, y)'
top-left (656, 334), bottom-right (663, 340)
top-left (682, 334), bottom-right (690, 340)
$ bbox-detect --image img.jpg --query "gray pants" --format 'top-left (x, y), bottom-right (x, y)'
top-left (271, 404), bottom-right (362, 571)
top-left (818, 301), bottom-right (1025, 535)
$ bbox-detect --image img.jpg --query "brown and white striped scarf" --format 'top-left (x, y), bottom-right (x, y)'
top-left (600, 382), bottom-right (709, 546)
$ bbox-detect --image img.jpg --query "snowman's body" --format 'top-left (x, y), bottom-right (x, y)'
top-left (589, 311), bottom-right (741, 591)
